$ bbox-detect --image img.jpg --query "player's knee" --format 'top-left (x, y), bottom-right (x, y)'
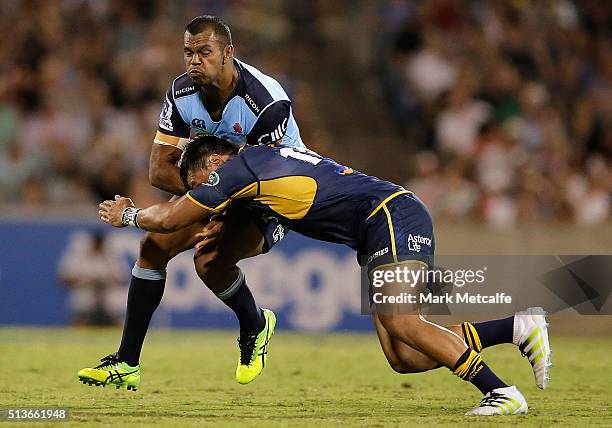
top-left (138, 232), bottom-right (173, 268)
top-left (140, 231), bottom-right (189, 260)
top-left (382, 351), bottom-right (422, 374)
top-left (380, 346), bottom-right (409, 374)
top-left (396, 353), bottom-right (439, 373)
top-left (379, 315), bottom-right (401, 340)
top-left (388, 361), bottom-right (414, 374)
top-left (193, 249), bottom-right (225, 283)
top-left (193, 249), bottom-right (216, 273)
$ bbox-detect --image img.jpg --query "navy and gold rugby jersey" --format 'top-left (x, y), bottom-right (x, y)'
top-left (154, 58), bottom-right (303, 150)
top-left (187, 145), bottom-right (407, 252)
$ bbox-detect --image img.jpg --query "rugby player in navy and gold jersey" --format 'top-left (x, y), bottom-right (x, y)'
top-left (77, 16), bottom-right (303, 388)
top-left (95, 135), bottom-right (552, 416)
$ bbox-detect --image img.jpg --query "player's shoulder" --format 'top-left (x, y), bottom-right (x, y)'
top-left (235, 59), bottom-right (290, 116)
top-left (169, 73), bottom-right (198, 100)
top-left (239, 143), bottom-right (276, 159)
top-left (234, 144), bottom-right (274, 166)
top-left (211, 148), bottom-right (260, 187)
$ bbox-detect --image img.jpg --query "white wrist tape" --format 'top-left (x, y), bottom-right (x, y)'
top-left (121, 207), bottom-right (141, 228)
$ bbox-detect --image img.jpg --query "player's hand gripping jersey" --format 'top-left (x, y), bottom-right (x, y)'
top-left (154, 59), bottom-right (303, 150)
top-left (186, 145), bottom-right (435, 270)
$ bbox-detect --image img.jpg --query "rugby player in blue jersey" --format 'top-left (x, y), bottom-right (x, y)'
top-left (78, 16), bottom-right (303, 389)
top-left (96, 135), bottom-right (552, 415)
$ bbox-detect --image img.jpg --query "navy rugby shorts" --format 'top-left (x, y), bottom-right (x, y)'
top-left (359, 191), bottom-right (435, 273)
top-left (227, 200), bottom-right (289, 254)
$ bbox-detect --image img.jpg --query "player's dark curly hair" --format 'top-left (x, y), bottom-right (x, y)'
top-left (179, 135), bottom-right (238, 190)
top-left (185, 15), bottom-right (232, 47)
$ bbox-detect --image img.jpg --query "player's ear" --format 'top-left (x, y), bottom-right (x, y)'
top-left (208, 154), bottom-right (223, 166)
top-left (223, 44), bottom-right (233, 62)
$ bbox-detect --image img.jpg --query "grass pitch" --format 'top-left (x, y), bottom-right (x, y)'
top-left (0, 328), bottom-right (611, 427)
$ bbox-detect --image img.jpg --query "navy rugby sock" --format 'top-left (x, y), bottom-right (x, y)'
top-left (462, 316), bottom-right (514, 352)
top-left (216, 270), bottom-right (265, 335)
top-left (117, 267), bottom-right (166, 367)
top-left (452, 349), bottom-right (507, 395)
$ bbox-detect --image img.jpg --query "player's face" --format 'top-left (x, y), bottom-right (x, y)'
top-left (184, 30), bottom-right (230, 86)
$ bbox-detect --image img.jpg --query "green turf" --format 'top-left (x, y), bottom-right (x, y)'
top-left (0, 328), bottom-right (610, 427)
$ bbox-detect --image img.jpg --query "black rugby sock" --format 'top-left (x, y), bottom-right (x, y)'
top-left (462, 316), bottom-right (514, 352)
top-left (117, 269), bottom-right (166, 367)
top-left (216, 270), bottom-right (265, 335)
top-left (452, 348), bottom-right (507, 395)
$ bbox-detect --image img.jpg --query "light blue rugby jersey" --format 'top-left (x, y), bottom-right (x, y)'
top-left (155, 58), bottom-right (304, 150)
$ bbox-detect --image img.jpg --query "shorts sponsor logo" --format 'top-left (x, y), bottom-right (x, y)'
top-left (272, 224), bottom-right (285, 243)
top-left (367, 247), bottom-right (389, 264)
top-left (159, 97), bottom-right (173, 131)
top-left (191, 118), bottom-right (206, 129)
top-left (407, 234), bottom-right (431, 252)
top-left (233, 122), bottom-right (243, 134)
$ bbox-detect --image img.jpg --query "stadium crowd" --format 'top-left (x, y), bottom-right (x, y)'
top-left (377, 0), bottom-right (610, 227)
top-left (0, 0), bottom-right (306, 209)
top-left (0, 0), bottom-right (609, 229)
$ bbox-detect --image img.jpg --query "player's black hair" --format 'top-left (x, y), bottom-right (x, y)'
top-left (179, 135), bottom-right (238, 190)
top-left (185, 15), bottom-right (232, 46)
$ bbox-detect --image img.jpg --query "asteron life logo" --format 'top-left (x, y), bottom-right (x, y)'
top-left (407, 234), bottom-right (431, 252)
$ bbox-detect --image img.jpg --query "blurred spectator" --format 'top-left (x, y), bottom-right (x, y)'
top-left (406, 29), bottom-right (457, 102)
top-left (435, 70), bottom-right (492, 157)
top-left (58, 232), bottom-right (126, 326)
top-left (406, 151), bottom-right (444, 213)
top-left (0, 0), bottom-right (609, 230)
top-left (378, 0), bottom-right (611, 227)
top-left (0, 0), bottom-right (323, 210)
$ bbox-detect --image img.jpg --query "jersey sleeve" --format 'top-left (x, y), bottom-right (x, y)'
top-left (246, 100), bottom-right (291, 145)
top-left (186, 156), bottom-right (258, 213)
top-left (154, 87), bottom-right (191, 148)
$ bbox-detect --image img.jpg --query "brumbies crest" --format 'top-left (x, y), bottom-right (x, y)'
top-left (205, 171), bottom-right (220, 186)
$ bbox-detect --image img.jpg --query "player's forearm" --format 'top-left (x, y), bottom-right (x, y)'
top-left (149, 165), bottom-right (186, 196)
top-left (108, 194), bottom-right (210, 233)
top-left (149, 143), bottom-right (186, 196)
top-left (132, 202), bottom-right (194, 233)
top-left (100, 193), bottom-right (209, 231)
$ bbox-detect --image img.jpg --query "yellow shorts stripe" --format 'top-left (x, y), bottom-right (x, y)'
top-left (382, 204), bottom-right (398, 263)
top-left (366, 190), bottom-right (411, 221)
